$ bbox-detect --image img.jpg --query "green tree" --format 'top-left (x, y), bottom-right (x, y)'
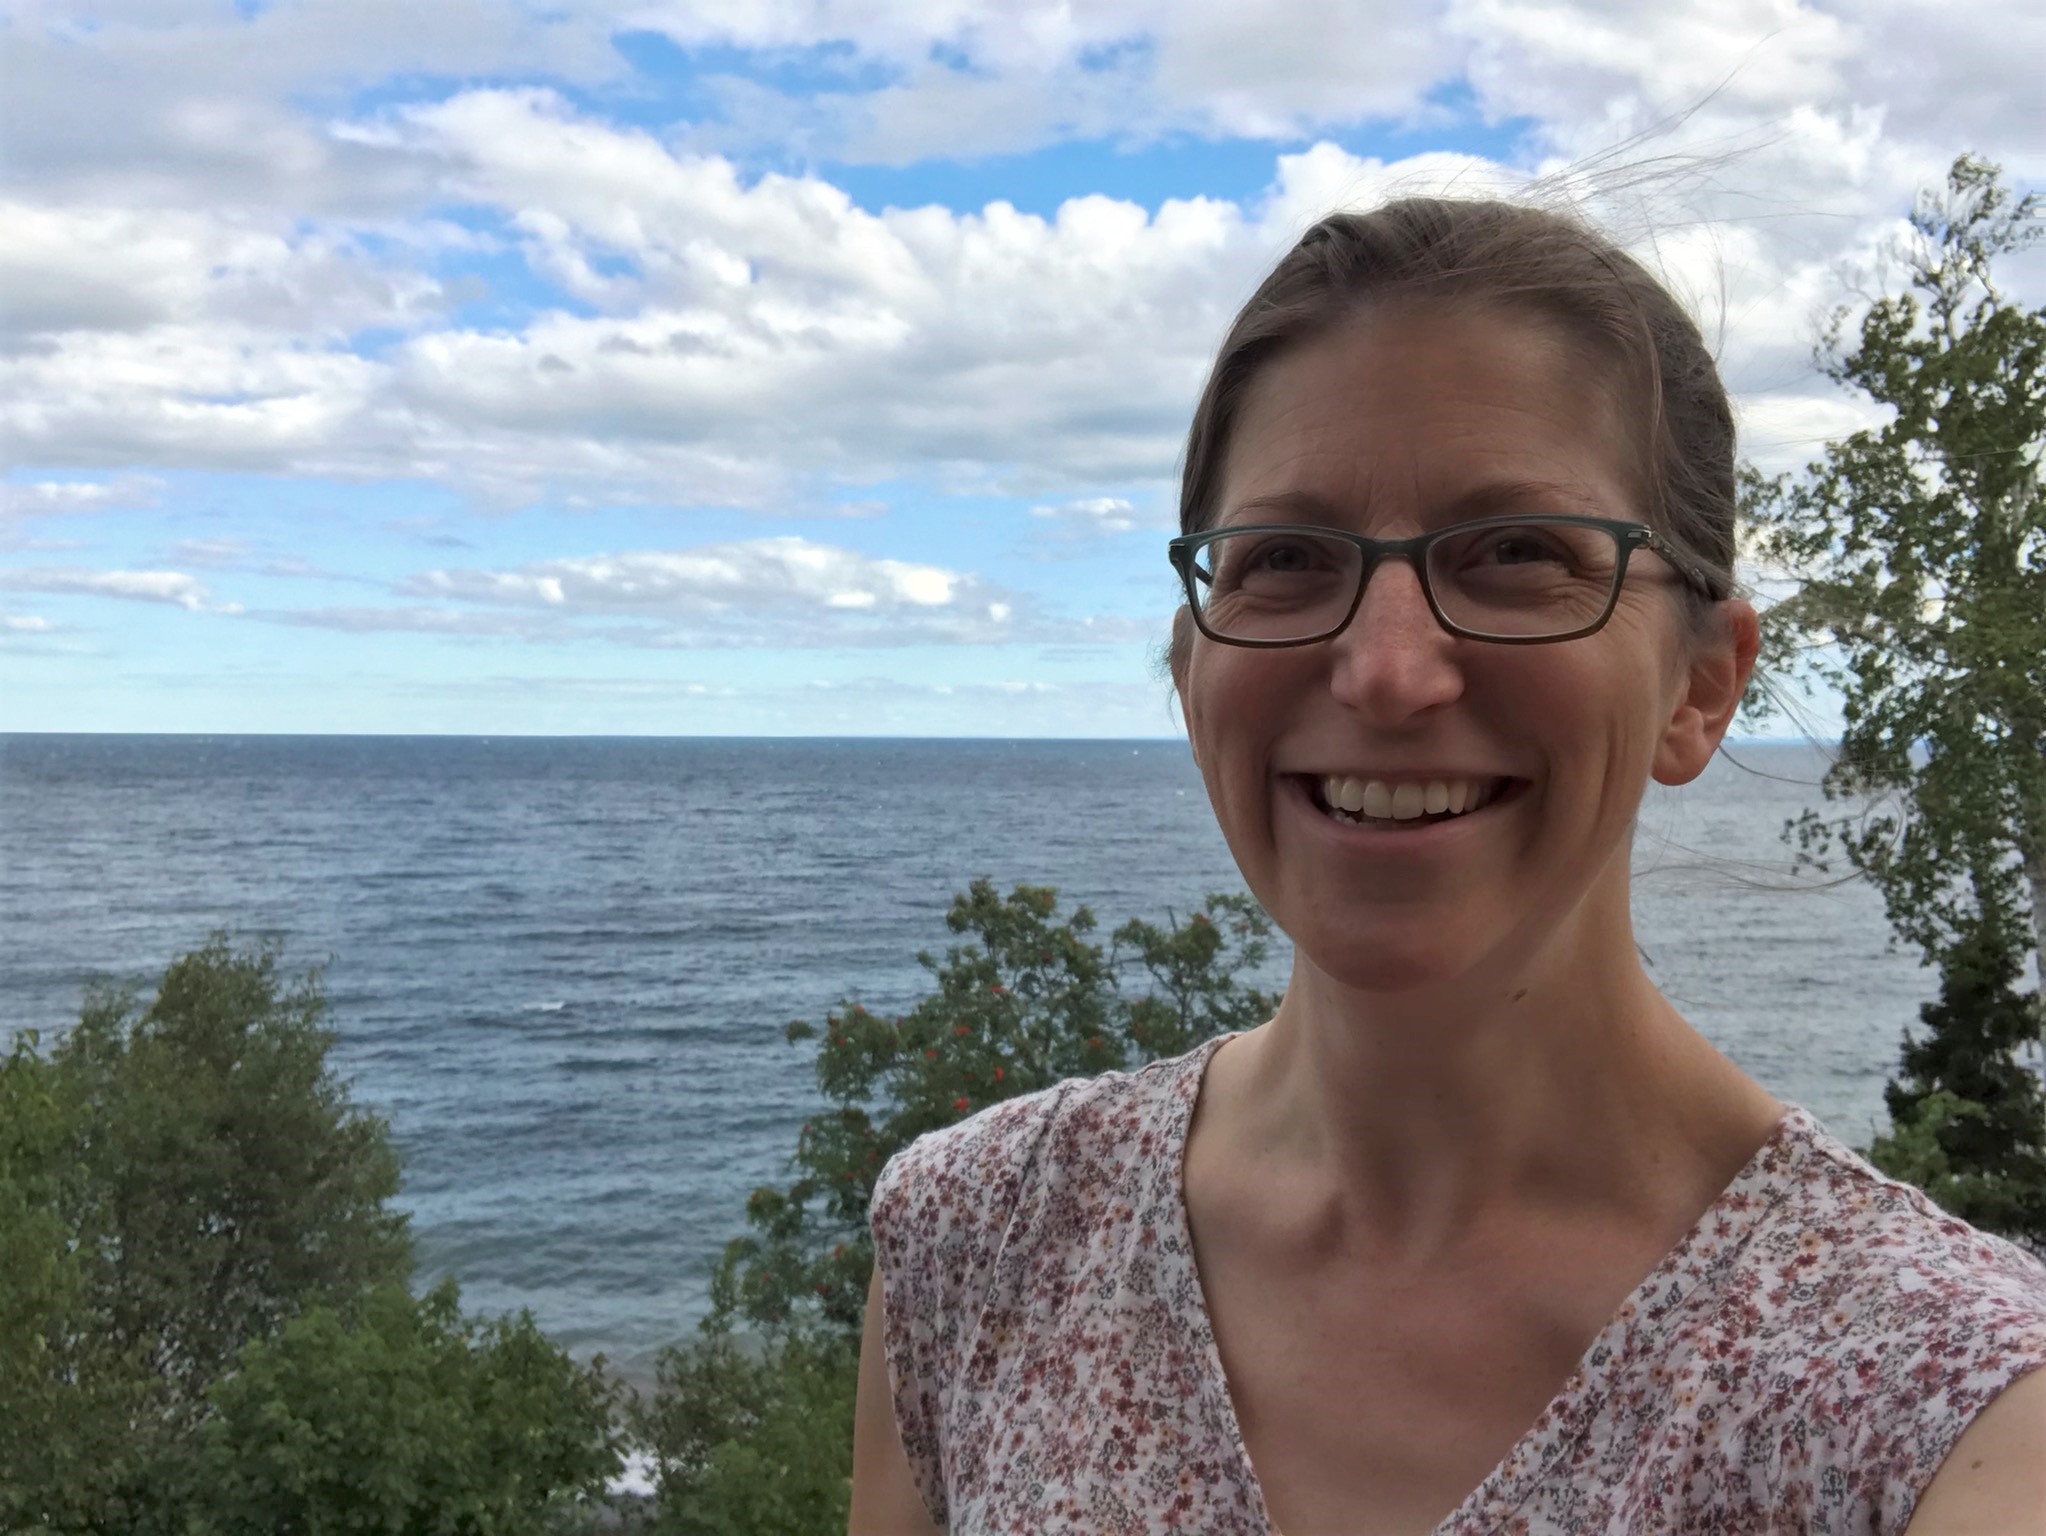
top-left (1, 937), bottom-right (626, 1533)
top-left (193, 1279), bottom-right (625, 1536)
top-left (631, 1326), bottom-right (857, 1536)
top-left (54, 939), bottom-right (414, 1421)
top-left (716, 880), bottom-right (1275, 1341)
top-left (1746, 153), bottom-right (2046, 1248)
top-left (639, 881), bottom-right (1276, 1534)
top-left (1865, 919), bottom-right (2046, 1240)
top-left (0, 1035), bottom-right (152, 1533)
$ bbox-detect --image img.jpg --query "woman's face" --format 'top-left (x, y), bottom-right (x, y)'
top-left (1174, 303), bottom-right (1752, 994)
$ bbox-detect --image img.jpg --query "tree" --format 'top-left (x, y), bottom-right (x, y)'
top-left (631, 1326), bottom-right (858, 1536)
top-left (1, 937), bottom-right (626, 1534)
top-left (1865, 918), bottom-right (2046, 1241)
top-left (0, 1035), bottom-right (150, 1533)
top-left (53, 939), bottom-right (414, 1421)
top-left (193, 1280), bottom-right (625, 1536)
top-left (1746, 153), bottom-right (2046, 1248)
top-left (637, 881), bottom-right (1277, 1534)
top-left (714, 879), bottom-right (1276, 1341)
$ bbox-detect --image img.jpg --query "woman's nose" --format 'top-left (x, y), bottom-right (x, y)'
top-left (1325, 557), bottom-right (1465, 723)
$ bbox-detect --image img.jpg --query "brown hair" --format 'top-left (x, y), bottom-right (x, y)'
top-left (1172, 196), bottom-right (1737, 667)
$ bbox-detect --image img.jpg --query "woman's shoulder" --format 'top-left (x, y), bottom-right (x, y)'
top-left (1767, 1105), bottom-right (2046, 1318)
top-left (870, 1041), bottom-right (1205, 1232)
top-left (861, 1040), bottom-right (1216, 1531)
top-left (1723, 1106), bottom-right (2046, 1523)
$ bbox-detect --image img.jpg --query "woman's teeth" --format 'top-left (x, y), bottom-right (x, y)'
top-left (1318, 775), bottom-right (1494, 824)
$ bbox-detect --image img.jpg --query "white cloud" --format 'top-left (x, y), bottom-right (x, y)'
top-left (0, 565), bottom-right (240, 612)
top-left (397, 536), bottom-right (1028, 645)
top-left (162, 537), bottom-right (252, 568)
top-left (250, 537), bottom-right (1157, 650)
top-left (1031, 497), bottom-right (1147, 533)
top-left (1736, 390), bottom-right (1889, 477)
top-left (0, 204), bottom-right (444, 339)
top-left (0, 1), bottom-right (615, 214)
top-left (0, 475), bottom-right (163, 516)
top-left (252, 606), bottom-right (581, 642)
top-left (1024, 495), bottom-right (1176, 557)
top-left (0, 614), bottom-right (55, 632)
top-left (630, 0), bottom-right (1456, 163)
top-left (0, 2), bottom-right (2036, 544)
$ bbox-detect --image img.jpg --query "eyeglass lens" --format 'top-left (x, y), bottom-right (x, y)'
top-left (1192, 523), bottom-right (1625, 642)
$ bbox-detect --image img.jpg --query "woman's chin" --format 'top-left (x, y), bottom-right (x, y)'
top-left (1293, 932), bottom-right (1480, 997)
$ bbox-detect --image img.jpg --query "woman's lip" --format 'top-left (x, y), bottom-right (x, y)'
top-left (1278, 772), bottom-right (1528, 845)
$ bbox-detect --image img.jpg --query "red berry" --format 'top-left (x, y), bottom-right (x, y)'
top-left (952, 1096), bottom-right (969, 1111)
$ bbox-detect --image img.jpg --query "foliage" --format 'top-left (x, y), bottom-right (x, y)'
top-left (1746, 153), bottom-right (2045, 968)
top-left (0, 936), bottom-right (623, 1535)
top-left (638, 880), bottom-right (1276, 1535)
top-left (0, 1035), bottom-right (153, 1533)
top-left (1744, 153), bottom-right (2046, 1250)
top-left (192, 1279), bottom-right (625, 1535)
top-left (55, 938), bottom-right (414, 1418)
top-left (631, 1324), bottom-right (858, 1536)
top-left (1865, 920), bottom-right (2046, 1251)
top-left (713, 879), bottom-right (1276, 1341)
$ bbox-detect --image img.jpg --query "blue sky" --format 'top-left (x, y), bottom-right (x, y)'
top-left (2, 0), bottom-right (2038, 736)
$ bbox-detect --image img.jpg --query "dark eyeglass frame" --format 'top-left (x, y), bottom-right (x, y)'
top-left (1167, 513), bottom-right (1721, 649)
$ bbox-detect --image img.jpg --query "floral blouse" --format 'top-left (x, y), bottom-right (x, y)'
top-left (868, 1030), bottom-right (2046, 1534)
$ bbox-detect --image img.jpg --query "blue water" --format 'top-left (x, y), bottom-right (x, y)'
top-left (0, 735), bottom-right (1951, 1383)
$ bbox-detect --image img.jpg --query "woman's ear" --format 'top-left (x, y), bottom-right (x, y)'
top-left (1652, 598), bottom-right (1759, 787)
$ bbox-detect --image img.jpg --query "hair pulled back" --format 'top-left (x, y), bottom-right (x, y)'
top-left (1174, 197), bottom-right (1737, 663)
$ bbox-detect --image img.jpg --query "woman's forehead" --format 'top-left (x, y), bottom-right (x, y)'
top-left (1214, 310), bottom-right (1640, 527)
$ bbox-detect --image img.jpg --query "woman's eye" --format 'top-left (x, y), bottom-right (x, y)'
top-left (1485, 532), bottom-right (1568, 565)
top-left (1253, 540), bottom-right (1316, 571)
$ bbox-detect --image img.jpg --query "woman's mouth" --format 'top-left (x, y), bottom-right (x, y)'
top-left (1297, 772), bottom-right (1524, 829)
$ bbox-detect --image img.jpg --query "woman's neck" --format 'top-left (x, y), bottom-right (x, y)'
top-left (1222, 893), bottom-right (1780, 1277)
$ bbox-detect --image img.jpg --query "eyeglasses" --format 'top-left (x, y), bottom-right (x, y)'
top-left (1168, 514), bottom-right (1717, 648)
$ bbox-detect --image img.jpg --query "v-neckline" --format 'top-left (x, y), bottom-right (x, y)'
top-left (1164, 1030), bottom-right (1812, 1535)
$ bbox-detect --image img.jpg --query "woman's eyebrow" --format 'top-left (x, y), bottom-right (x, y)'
top-left (1218, 490), bottom-right (1346, 525)
top-left (1445, 479), bottom-right (1605, 520)
top-left (1221, 480), bottom-right (1603, 527)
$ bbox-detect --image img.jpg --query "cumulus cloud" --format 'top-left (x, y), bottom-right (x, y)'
top-left (251, 536), bottom-right (1156, 649)
top-left (0, 1), bottom-right (613, 214)
top-left (1030, 497), bottom-right (1149, 534)
top-left (0, 475), bottom-right (162, 516)
top-left (682, 0), bottom-right (1455, 165)
top-left (1, 1), bottom-right (2036, 569)
top-left (0, 204), bottom-right (445, 340)
top-left (0, 566), bottom-right (240, 613)
top-left (398, 536), bottom-right (1027, 645)
top-left (3, 78), bottom-right (1538, 505)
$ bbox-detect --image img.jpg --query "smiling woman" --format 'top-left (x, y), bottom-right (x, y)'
top-left (848, 197), bottom-right (2046, 1535)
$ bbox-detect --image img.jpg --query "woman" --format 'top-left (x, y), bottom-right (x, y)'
top-left (848, 198), bottom-right (2046, 1534)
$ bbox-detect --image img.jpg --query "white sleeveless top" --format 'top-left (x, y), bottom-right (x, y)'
top-left (868, 1030), bottom-right (2046, 1534)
